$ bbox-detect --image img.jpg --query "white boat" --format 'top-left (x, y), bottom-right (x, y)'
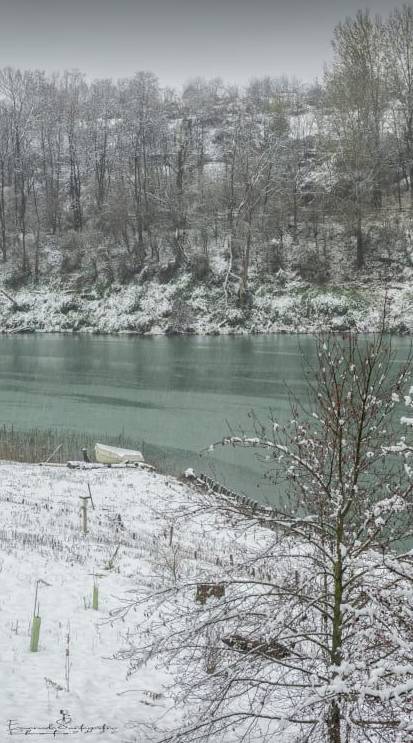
top-left (95, 443), bottom-right (145, 465)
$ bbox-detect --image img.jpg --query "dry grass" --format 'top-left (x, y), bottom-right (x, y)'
top-left (0, 426), bottom-right (142, 464)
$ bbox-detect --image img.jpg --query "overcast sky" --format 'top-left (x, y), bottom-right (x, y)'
top-left (0, 0), bottom-right (405, 89)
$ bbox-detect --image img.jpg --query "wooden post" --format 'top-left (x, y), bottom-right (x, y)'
top-left (87, 483), bottom-right (95, 509)
top-left (92, 581), bottom-right (99, 610)
top-left (80, 496), bottom-right (89, 534)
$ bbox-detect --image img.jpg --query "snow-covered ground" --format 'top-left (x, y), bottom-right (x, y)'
top-left (1, 457), bottom-right (412, 743)
top-left (0, 462), bottom-right (268, 742)
top-left (0, 462), bottom-right (219, 742)
top-left (0, 276), bottom-right (412, 336)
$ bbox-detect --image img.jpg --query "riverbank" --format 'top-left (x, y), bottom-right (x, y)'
top-left (0, 275), bottom-right (412, 335)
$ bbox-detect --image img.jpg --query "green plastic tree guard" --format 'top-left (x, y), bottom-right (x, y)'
top-left (30, 616), bottom-right (41, 652)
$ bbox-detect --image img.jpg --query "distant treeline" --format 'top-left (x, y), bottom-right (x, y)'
top-left (0, 5), bottom-right (413, 296)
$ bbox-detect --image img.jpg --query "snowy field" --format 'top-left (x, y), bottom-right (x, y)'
top-left (0, 462), bottom-right (222, 742)
top-left (1, 459), bottom-right (412, 743)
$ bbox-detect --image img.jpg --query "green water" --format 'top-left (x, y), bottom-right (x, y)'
top-left (0, 334), bottom-right (410, 504)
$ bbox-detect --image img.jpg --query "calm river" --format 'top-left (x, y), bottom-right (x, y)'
top-left (0, 334), bottom-right (410, 504)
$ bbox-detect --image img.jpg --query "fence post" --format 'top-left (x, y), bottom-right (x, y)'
top-left (80, 496), bottom-right (88, 534)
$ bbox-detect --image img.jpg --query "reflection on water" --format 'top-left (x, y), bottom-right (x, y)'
top-left (0, 334), bottom-right (410, 504)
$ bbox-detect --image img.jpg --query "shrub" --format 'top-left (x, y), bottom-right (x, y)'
top-left (126, 291), bottom-right (142, 314)
top-left (59, 232), bottom-right (85, 274)
top-left (226, 307), bottom-right (246, 327)
top-left (4, 270), bottom-right (30, 290)
top-left (167, 299), bottom-right (194, 333)
top-left (190, 253), bottom-right (210, 281)
top-left (59, 299), bottom-right (80, 315)
top-left (61, 249), bottom-right (83, 274)
top-left (117, 255), bottom-right (137, 285)
top-left (159, 261), bottom-right (179, 284)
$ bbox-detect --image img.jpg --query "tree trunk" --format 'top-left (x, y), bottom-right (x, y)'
top-left (328, 531), bottom-right (344, 743)
top-left (239, 225), bottom-right (251, 306)
top-left (397, 175), bottom-right (402, 211)
top-left (327, 700), bottom-right (342, 743)
top-left (0, 161), bottom-right (6, 262)
top-left (34, 230), bottom-right (40, 283)
top-left (135, 227), bottom-right (145, 267)
top-left (372, 184), bottom-right (382, 209)
top-left (292, 181), bottom-right (298, 244)
top-left (68, 132), bottom-right (82, 231)
top-left (356, 215), bottom-right (364, 269)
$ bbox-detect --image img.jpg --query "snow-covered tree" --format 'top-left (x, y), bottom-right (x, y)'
top-left (117, 328), bottom-right (413, 743)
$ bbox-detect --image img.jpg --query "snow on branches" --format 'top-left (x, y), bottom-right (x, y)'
top-left (117, 331), bottom-right (413, 743)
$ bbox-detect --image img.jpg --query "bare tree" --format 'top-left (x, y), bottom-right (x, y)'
top-left (38, 74), bottom-right (65, 235)
top-left (0, 68), bottom-right (40, 272)
top-left (221, 106), bottom-right (288, 304)
top-left (63, 71), bottom-right (86, 232)
top-left (0, 101), bottom-right (11, 261)
top-left (0, 7), bottom-right (412, 286)
top-left (386, 5), bottom-right (413, 200)
top-left (325, 11), bottom-right (388, 268)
